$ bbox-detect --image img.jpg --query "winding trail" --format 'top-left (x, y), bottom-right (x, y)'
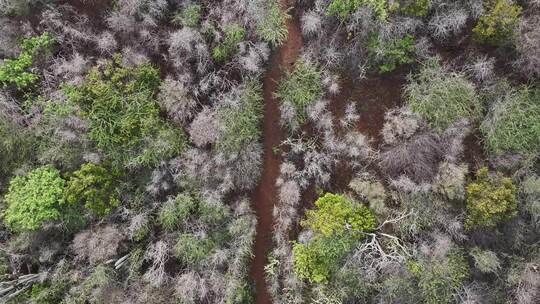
top-left (249, 1), bottom-right (302, 303)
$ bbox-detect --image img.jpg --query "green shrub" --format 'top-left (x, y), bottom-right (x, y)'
top-left (0, 119), bottom-right (34, 186)
top-left (393, 0), bottom-right (431, 16)
top-left (473, 0), bottom-right (521, 45)
top-left (64, 55), bottom-right (185, 168)
top-left (64, 163), bottom-right (119, 217)
top-left (292, 235), bottom-right (354, 283)
top-left (29, 281), bottom-right (70, 304)
top-left (465, 167), bottom-right (517, 229)
top-left (327, 0), bottom-right (387, 20)
top-left (172, 4), bottom-right (202, 27)
top-left (158, 193), bottom-right (196, 230)
top-left (470, 247), bottom-right (501, 274)
top-left (293, 193), bottom-right (376, 283)
top-left (2, 165), bottom-right (66, 231)
top-left (256, 1), bottom-right (289, 46)
top-left (61, 265), bottom-right (114, 304)
top-left (0, 32), bottom-right (53, 90)
top-left (212, 24), bottom-right (246, 62)
top-left (303, 193), bottom-right (376, 237)
top-left (481, 86), bottom-right (540, 155)
top-left (198, 199), bottom-right (230, 226)
top-left (405, 58), bottom-right (480, 131)
top-left (217, 81), bottom-right (263, 153)
top-left (417, 249), bottom-right (469, 304)
top-left (369, 34), bottom-right (415, 74)
top-left (174, 233), bottom-right (215, 267)
top-left (275, 60), bottom-right (322, 124)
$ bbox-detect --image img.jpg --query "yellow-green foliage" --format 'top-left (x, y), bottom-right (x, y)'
top-left (64, 163), bottom-right (119, 217)
top-left (2, 165), bottom-right (66, 231)
top-left (465, 167), bottom-right (517, 229)
top-left (292, 235), bottom-right (354, 283)
top-left (303, 193), bottom-right (376, 237)
top-left (327, 0), bottom-right (388, 20)
top-left (293, 193), bottom-right (376, 283)
top-left (473, 0), bottom-right (522, 45)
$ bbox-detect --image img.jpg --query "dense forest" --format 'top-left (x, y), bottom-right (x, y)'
top-left (0, 0), bottom-right (539, 303)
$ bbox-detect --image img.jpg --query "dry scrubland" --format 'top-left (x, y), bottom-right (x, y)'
top-left (0, 0), bottom-right (539, 304)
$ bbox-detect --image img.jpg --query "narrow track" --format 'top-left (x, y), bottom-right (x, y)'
top-left (249, 1), bottom-right (302, 303)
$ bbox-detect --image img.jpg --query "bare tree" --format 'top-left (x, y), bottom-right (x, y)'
top-left (144, 241), bottom-right (169, 287)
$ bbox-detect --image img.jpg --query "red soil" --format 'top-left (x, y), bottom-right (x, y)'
top-left (249, 1), bottom-right (302, 303)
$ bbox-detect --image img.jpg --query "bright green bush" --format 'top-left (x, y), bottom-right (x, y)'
top-left (217, 81), bottom-right (263, 153)
top-left (327, 0), bottom-right (387, 20)
top-left (292, 235), bottom-right (354, 283)
top-left (275, 60), bottom-right (322, 124)
top-left (405, 58), bottom-right (480, 131)
top-left (369, 34), bottom-right (415, 74)
top-left (174, 233), bottom-right (215, 267)
top-left (158, 193), bottom-right (196, 230)
top-left (257, 1), bottom-right (289, 46)
top-left (293, 193), bottom-right (375, 283)
top-left (2, 165), bottom-right (66, 231)
top-left (481, 86), bottom-right (540, 155)
top-left (303, 193), bottom-right (376, 237)
top-left (172, 4), bottom-right (202, 27)
top-left (465, 167), bottom-right (517, 229)
top-left (0, 32), bottom-right (53, 90)
top-left (64, 163), bottom-right (119, 217)
top-left (212, 24), bottom-right (246, 62)
top-left (473, 0), bottom-right (521, 45)
top-left (64, 55), bottom-right (185, 168)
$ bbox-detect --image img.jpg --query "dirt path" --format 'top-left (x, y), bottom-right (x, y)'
top-left (249, 1), bottom-right (302, 303)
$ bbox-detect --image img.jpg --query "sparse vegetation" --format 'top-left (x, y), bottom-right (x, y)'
top-left (0, 1), bottom-right (539, 303)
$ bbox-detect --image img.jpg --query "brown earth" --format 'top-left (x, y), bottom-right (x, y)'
top-left (249, 1), bottom-right (302, 303)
